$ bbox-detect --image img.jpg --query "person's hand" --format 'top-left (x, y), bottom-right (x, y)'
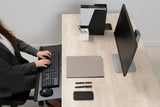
top-left (36, 50), bottom-right (52, 59)
top-left (35, 59), bottom-right (51, 68)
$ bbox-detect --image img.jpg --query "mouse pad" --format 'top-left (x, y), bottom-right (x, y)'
top-left (67, 56), bottom-right (104, 78)
top-left (74, 91), bottom-right (94, 100)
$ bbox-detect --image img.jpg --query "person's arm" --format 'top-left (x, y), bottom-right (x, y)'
top-left (16, 38), bottom-right (38, 56)
top-left (16, 38), bottom-right (52, 58)
top-left (0, 57), bottom-right (51, 76)
top-left (0, 57), bottom-right (37, 75)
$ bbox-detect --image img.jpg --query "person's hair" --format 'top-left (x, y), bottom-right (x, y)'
top-left (0, 20), bottom-right (17, 45)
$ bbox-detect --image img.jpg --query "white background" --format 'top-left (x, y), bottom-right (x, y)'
top-left (0, 0), bottom-right (160, 46)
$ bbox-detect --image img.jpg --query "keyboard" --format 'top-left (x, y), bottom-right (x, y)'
top-left (40, 45), bottom-right (61, 88)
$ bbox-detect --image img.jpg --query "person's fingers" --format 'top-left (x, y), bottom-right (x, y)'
top-left (43, 59), bottom-right (50, 64)
top-left (39, 51), bottom-right (52, 58)
top-left (47, 51), bottom-right (52, 56)
top-left (41, 54), bottom-right (50, 59)
top-left (44, 50), bottom-right (51, 56)
top-left (37, 59), bottom-right (51, 68)
top-left (46, 60), bottom-right (51, 64)
top-left (46, 54), bottom-right (51, 58)
top-left (42, 64), bottom-right (48, 68)
top-left (45, 51), bottom-right (52, 57)
top-left (45, 61), bottom-right (49, 65)
top-left (41, 56), bottom-right (45, 59)
top-left (47, 61), bottom-right (50, 64)
top-left (42, 52), bottom-right (51, 58)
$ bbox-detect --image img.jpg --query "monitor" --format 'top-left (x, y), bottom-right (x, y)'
top-left (113, 4), bottom-right (139, 76)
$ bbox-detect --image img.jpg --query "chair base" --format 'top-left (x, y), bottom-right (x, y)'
top-left (0, 91), bottom-right (30, 107)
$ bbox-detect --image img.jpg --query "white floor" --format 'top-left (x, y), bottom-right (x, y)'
top-left (3, 46), bottom-right (160, 107)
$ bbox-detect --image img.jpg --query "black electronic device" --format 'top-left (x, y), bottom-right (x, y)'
top-left (73, 91), bottom-right (94, 100)
top-left (34, 45), bottom-right (61, 101)
top-left (75, 85), bottom-right (92, 88)
top-left (40, 88), bottom-right (53, 97)
top-left (75, 82), bottom-right (92, 84)
top-left (113, 4), bottom-right (140, 76)
top-left (41, 51), bottom-right (59, 88)
top-left (79, 4), bottom-right (112, 35)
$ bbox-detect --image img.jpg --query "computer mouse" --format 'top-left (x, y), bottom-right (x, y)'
top-left (40, 88), bottom-right (53, 97)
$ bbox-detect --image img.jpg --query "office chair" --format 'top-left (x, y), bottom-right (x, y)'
top-left (0, 90), bottom-right (33, 107)
top-left (0, 90), bottom-right (45, 107)
top-left (0, 70), bottom-right (45, 107)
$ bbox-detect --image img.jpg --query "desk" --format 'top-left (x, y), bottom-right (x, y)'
top-left (62, 13), bottom-right (160, 107)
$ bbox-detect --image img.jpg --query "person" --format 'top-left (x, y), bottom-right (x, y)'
top-left (0, 20), bottom-right (61, 107)
top-left (0, 20), bottom-right (52, 97)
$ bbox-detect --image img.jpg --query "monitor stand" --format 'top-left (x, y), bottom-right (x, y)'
top-left (112, 54), bottom-right (136, 73)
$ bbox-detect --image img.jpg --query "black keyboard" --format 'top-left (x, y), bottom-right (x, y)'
top-left (39, 45), bottom-right (61, 88)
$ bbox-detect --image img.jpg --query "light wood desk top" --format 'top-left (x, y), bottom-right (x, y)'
top-left (62, 13), bottom-right (160, 107)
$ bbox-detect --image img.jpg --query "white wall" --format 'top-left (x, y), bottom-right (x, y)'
top-left (123, 0), bottom-right (160, 46)
top-left (0, 0), bottom-right (160, 46)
